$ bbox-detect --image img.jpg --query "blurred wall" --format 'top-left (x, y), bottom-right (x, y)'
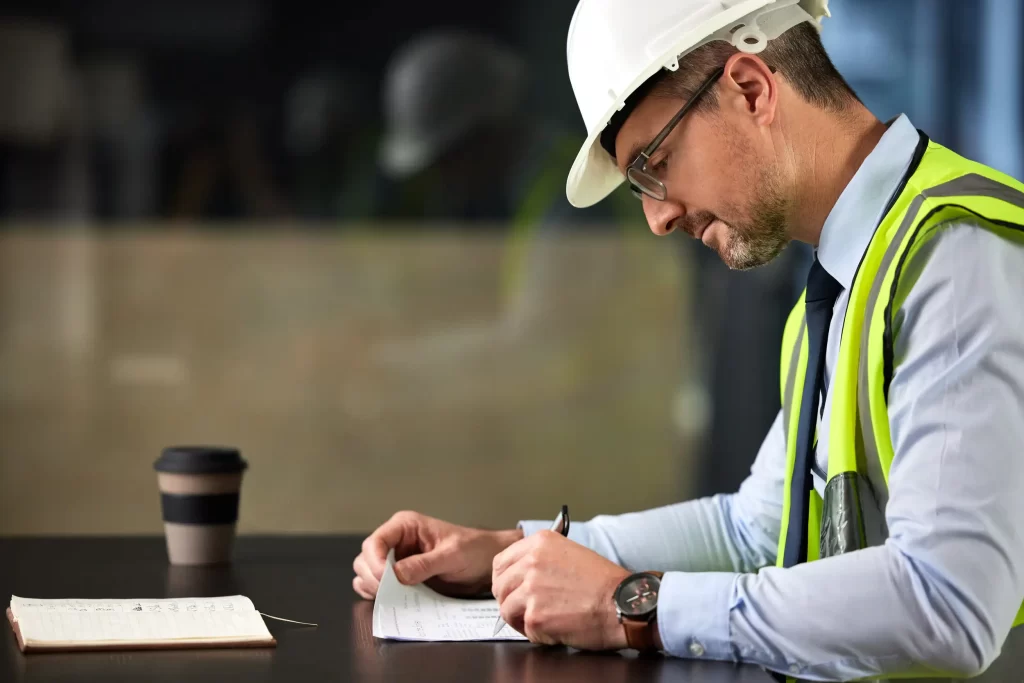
top-left (0, 228), bottom-right (693, 534)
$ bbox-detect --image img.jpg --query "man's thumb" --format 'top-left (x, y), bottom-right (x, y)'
top-left (393, 548), bottom-right (450, 585)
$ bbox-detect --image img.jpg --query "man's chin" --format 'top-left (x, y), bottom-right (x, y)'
top-left (715, 235), bottom-right (787, 271)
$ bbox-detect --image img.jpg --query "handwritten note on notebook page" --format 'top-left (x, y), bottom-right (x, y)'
top-left (7, 595), bottom-right (275, 652)
top-left (372, 550), bottom-right (527, 642)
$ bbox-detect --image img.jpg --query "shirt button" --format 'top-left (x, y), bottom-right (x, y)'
top-left (689, 641), bottom-right (705, 657)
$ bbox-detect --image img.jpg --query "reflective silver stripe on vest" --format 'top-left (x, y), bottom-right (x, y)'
top-left (782, 323), bottom-right (806, 443)
top-left (858, 173), bottom-right (1024, 528)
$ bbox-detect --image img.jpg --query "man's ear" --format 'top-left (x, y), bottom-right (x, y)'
top-left (719, 52), bottom-right (777, 127)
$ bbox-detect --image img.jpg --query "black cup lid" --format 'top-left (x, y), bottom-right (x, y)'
top-left (154, 446), bottom-right (248, 475)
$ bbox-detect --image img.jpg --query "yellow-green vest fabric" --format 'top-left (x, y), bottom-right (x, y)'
top-left (776, 136), bottom-right (1024, 679)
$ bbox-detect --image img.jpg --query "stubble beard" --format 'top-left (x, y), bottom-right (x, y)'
top-left (717, 166), bottom-right (790, 271)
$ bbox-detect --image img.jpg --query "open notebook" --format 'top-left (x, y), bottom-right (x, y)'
top-left (7, 595), bottom-right (276, 653)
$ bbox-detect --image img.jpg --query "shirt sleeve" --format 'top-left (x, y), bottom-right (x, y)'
top-left (655, 222), bottom-right (1024, 680)
top-left (519, 409), bottom-right (787, 574)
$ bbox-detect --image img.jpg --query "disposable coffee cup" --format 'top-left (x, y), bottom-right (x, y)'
top-left (154, 446), bottom-right (248, 565)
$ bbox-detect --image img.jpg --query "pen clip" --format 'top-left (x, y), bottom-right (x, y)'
top-left (553, 505), bottom-right (570, 537)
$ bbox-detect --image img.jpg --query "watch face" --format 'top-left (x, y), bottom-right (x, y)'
top-left (615, 572), bottom-right (660, 619)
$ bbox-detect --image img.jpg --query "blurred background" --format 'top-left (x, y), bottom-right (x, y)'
top-left (0, 0), bottom-right (1021, 535)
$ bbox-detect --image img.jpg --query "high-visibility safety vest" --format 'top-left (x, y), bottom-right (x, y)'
top-left (777, 131), bottom-right (1024, 680)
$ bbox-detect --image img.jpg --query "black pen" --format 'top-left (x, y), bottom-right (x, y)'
top-left (492, 505), bottom-right (570, 637)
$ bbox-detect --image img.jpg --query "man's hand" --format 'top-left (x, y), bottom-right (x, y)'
top-left (491, 530), bottom-right (631, 650)
top-left (352, 511), bottom-right (523, 599)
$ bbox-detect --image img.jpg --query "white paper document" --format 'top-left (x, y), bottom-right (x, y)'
top-left (372, 550), bottom-right (527, 642)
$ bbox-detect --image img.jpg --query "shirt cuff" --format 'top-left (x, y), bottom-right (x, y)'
top-left (657, 571), bottom-right (738, 662)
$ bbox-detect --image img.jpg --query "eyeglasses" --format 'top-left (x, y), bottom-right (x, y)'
top-left (627, 66), bottom-right (725, 201)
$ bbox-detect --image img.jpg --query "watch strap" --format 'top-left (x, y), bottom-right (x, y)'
top-left (624, 619), bottom-right (658, 652)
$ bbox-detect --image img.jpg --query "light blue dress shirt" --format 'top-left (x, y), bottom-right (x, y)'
top-left (520, 115), bottom-right (1024, 680)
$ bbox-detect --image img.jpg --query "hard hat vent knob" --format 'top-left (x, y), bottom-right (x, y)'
top-left (733, 28), bottom-right (768, 53)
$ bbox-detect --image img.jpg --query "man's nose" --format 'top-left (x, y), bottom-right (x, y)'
top-left (642, 194), bottom-right (682, 237)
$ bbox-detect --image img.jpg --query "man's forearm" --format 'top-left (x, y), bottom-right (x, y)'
top-left (520, 493), bottom-right (779, 575)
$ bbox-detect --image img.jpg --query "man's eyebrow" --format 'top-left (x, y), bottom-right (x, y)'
top-left (621, 141), bottom-right (649, 172)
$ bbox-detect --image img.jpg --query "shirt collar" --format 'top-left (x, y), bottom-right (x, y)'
top-left (816, 114), bottom-right (920, 289)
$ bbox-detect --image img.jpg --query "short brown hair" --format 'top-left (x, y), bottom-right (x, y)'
top-left (601, 23), bottom-right (859, 158)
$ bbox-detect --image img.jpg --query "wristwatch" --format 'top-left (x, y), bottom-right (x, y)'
top-left (613, 571), bottom-right (663, 652)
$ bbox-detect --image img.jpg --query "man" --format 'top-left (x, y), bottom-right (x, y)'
top-left (353, 1), bottom-right (1024, 680)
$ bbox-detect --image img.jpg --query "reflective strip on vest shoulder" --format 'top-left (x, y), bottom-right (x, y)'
top-left (782, 322), bottom-right (806, 442)
top-left (777, 301), bottom-right (809, 567)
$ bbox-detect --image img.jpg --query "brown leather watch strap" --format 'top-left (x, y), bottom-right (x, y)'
top-left (624, 619), bottom-right (658, 652)
top-left (622, 571), bottom-right (663, 652)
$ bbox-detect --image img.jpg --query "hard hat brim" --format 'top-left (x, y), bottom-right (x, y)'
top-left (565, 126), bottom-right (625, 208)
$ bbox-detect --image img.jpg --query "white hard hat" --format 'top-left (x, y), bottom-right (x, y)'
top-left (380, 30), bottom-right (527, 179)
top-left (565, 0), bottom-right (830, 208)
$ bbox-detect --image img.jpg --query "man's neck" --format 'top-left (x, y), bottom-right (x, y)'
top-left (788, 105), bottom-right (888, 246)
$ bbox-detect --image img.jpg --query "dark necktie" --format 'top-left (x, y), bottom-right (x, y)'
top-left (782, 258), bottom-right (843, 568)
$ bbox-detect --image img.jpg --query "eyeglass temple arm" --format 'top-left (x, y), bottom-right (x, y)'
top-left (642, 66), bottom-right (726, 157)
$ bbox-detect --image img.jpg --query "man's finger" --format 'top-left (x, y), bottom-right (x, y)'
top-left (498, 584), bottom-right (527, 637)
top-left (392, 546), bottom-right (453, 585)
top-left (491, 553), bottom-right (528, 604)
top-left (362, 517), bottom-right (410, 578)
top-left (492, 534), bottom-right (536, 579)
top-left (353, 576), bottom-right (374, 600)
top-left (353, 554), bottom-right (381, 595)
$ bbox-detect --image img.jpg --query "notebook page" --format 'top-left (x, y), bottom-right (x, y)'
top-left (372, 550), bottom-right (526, 642)
top-left (11, 596), bottom-right (272, 643)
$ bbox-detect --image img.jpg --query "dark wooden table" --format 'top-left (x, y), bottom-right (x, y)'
top-left (1, 536), bottom-right (775, 682)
